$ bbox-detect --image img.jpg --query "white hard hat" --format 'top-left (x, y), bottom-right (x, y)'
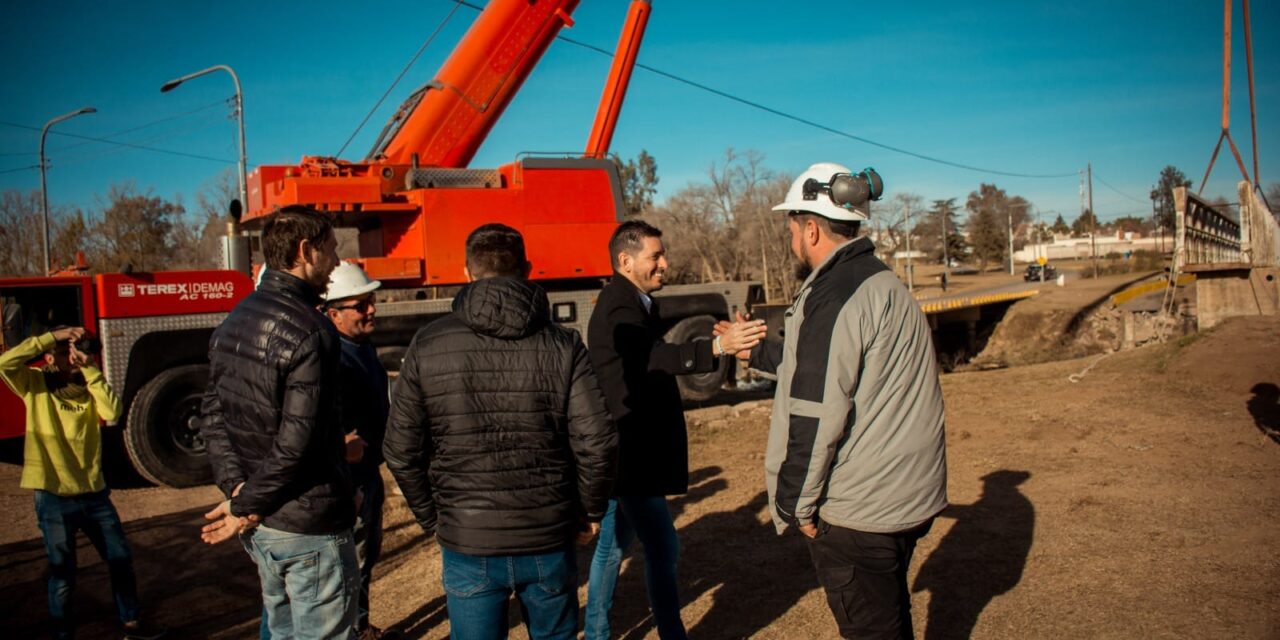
top-left (772, 162), bottom-right (870, 221)
top-left (324, 262), bottom-right (381, 301)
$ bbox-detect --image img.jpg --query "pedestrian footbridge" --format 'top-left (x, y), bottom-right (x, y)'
top-left (1174, 181), bottom-right (1280, 329)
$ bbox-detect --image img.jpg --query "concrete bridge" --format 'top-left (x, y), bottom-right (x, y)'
top-left (1174, 181), bottom-right (1280, 328)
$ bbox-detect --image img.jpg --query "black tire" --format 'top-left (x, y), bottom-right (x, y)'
top-left (665, 314), bottom-right (726, 402)
top-left (124, 364), bottom-right (212, 488)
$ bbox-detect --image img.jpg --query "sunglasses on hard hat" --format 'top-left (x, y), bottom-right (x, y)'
top-left (331, 296), bottom-right (375, 314)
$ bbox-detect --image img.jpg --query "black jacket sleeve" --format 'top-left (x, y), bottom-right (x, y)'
top-left (382, 336), bottom-right (438, 535)
top-left (564, 337), bottom-right (618, 521)
top-left (200, 374), bottom-right (244, 498)
top-left (749, 335), bottom-right (785, 375)
top-left (608, 303), bottom-right (718, 377)
top-left (231, 330), bottom-right (325, 518)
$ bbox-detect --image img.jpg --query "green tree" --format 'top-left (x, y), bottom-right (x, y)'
top-left (612, 149), bottom-right (659, 218)
top-left (965, 183), bottom-right (1022, 271)
top-left (1050, 214), bottom-right (1070, 235)
top-left (912, 197), bottom-right (967, 265)
top-left (1150, 165), bottom-right (1190, 231)
top-left (1071, 208), bottom-right (1098, 237)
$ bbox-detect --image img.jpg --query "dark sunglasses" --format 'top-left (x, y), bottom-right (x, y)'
top-left (331, 297), bottom-right (375, 314)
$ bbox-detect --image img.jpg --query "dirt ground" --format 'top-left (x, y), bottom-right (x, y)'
top-left (1, 312), bottom-right (1277, 638)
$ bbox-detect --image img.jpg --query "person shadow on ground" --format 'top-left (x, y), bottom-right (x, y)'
top-left (679, 489), bottom-right (816, 639)
top-left (0, 505), bottom-right (263, 639)
top-left (1247, 383), bottom-right (1280, 444)
top-left (912, 470), bottom-right (1035, 640)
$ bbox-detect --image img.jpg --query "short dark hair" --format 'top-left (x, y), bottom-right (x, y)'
top-left (262, 205), bottom-right (333, 271)
top-left (608, 220), bottom-right (662, 270)
top-left (790, 212), bottom-right (861, 240)
top-left (465, 223), bottom-right (526, 279)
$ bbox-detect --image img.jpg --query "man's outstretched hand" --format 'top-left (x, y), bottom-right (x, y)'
top-left (715, 311), bottom-right (767, 361)
top-left (201, 499), bottom-right (259, 545)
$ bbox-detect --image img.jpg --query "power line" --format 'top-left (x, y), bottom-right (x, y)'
top-left (48, 99), bottom-right (228, 154)
top-left (51, 118), bottom-right (230, 169)
top-left (1092, 171), bottom-right (1149, 205)
top-left (450, 1), bottom-right (1077, 180)
top-left (336, 0), bottom-right (463, 158)
top-left (0, 121), bottom-right (233, 165)
top-left (0, 164), bottom-right (39, 175)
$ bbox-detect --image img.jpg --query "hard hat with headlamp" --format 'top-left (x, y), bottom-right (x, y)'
top-left (772, 162), bottom-right (884, 221)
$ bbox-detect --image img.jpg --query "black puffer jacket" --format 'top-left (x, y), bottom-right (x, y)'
top-left (200, 269), bottom-right (354, 534)
top-left (383, 277), bottom-right (617, 556)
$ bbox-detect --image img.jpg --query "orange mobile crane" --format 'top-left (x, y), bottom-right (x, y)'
top-left (0, 0), bottom-right (759, 487)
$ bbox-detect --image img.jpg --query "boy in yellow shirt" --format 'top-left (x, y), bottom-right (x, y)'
top-left (0, 326), bottom-right (164, 640)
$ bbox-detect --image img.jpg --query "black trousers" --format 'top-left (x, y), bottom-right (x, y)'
top-left (804, 518), bottom-right (934, 640)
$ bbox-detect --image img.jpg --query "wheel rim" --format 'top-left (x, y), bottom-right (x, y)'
top-left (169, 394), bottom-right (206, 455)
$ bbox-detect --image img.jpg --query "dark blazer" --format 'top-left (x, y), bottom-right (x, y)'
top-left (588, 275), bottom-right (719, 496)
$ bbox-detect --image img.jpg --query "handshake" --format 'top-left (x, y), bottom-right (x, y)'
top-left (712, 312), bottom-right (768, 361)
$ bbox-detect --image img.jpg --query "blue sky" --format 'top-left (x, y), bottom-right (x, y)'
top-left (2, 1), bottom-right (1277, 227)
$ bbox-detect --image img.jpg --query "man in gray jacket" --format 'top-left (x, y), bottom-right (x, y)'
top-left (740, 162), bottom-right (947, 639)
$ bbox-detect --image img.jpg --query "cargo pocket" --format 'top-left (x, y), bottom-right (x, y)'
top-left (442, 550), bottom-right (490, 598)
top-left (815, 565), bottom-right (859, 629)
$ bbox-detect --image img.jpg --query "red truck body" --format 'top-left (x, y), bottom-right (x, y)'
top-left (0, 0), bottom-right (759, 486)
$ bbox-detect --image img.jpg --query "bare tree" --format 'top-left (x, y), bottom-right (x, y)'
top-left (0, 190), bottom-right (45, 276)
top-left (174, 169), bottom-right (238, 270)
top-left (86, 183), bottom-right (185, 272)
top-left (646, 149), bottom-right (798, 301)
top-left (49, 210), bottom-right (89, 271)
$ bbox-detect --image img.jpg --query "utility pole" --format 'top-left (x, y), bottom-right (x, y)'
top-left (757, 211), bottom-right (771, 303)
top-left (1088, 162), bottom-right (1098, 279)
top-left (941, 203), bottom-right (950, 279)
top-left (905, 200), bottom-right (914, 291)
top-left (1007, 205), bottom-right (1015, 276)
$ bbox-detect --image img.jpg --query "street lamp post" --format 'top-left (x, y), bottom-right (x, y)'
top-left (40, 107), bottom-right (96, 275)
top-left (161, 65), bottom-right (247, 212)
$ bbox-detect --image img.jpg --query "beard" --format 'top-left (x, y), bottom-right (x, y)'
top-left (793, 260), bottom-right (813, 282)
top-left (41, 365), bottom-right (88, 402)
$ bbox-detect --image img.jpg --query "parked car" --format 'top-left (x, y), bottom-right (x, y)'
top-left (1024, 264), bottom-right (1058, 282)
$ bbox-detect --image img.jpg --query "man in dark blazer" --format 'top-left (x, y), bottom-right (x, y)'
top-left (583, 220), bottom-right (767, 640)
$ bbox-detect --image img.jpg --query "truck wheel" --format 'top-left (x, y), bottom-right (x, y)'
top-left (665, 314), bottom-right (726, 402)
top-left (124, 365), bottom-right (212, 488)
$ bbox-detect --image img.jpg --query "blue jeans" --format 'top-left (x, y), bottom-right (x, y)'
top-left (256, 480), bottom-right (382, 640)
top-left (585, 496), bottom-right (686, 640)
top-left (353, 475), bottom-right (386, 631)
top-left (242, 525), bottom-right (359, 640)
top-left (35, 489), bottom-right (140, 639)
top-left (440, 545), bottom-right (577, 640)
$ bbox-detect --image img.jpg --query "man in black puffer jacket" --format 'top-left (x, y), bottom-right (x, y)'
top-left (198, 205), bottom-right (360, 638)
top-left (384, 223), bottom-right (616, 640)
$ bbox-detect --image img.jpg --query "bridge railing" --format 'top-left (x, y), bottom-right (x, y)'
top-left (1238, 181), bottom-right (1280, 268)
top-left (1173, 186), bottom-right (1241, 271)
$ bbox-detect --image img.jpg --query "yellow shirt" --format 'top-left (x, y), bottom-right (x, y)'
top-left (0, 333), bottom-right (122, 496)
